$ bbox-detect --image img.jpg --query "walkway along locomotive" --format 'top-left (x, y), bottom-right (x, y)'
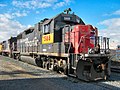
top-left (2, 9), bottom-right (111, 81)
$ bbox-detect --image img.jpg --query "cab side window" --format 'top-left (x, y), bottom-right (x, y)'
top-left (43, 24), bottom-right (50, 34)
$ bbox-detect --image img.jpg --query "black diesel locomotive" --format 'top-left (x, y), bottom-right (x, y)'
top-left (1, 9), bottom-right (111, 81)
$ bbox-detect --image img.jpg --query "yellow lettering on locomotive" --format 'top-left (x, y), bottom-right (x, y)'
top-left (42, 33), bottom-right (54, 44)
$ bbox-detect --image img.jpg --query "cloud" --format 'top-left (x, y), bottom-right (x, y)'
top-left (0, 3), bottom-right (7, 7)
top-left (54, 2), bottom-right (65, 8)
top-left (113, 9), bottom-right (120, 15)
top-left (103, 9), bottom-right (120, 16)
top-left (12, 0), bottom-right (51, 9)
top-left (98, 18), bottom-right (120, 49)
top-left (12, 0), bottom-right (72, 9)
top-left (12, 11), bottom-right (28, 17)
top-left (0, 13), bottom-right (28, 42)
top-left (36, 11), bottom-right (40, 14)
top-left (0, 0), bottom-right (73, 42)
top-left (0, 11), bottom-right (28, 20)
top-left (51, 0), bottom-right (72, 9)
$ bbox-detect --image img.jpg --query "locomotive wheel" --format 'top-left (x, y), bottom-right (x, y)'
top-left (16, 54), bottom-right (20, 61)
top-left (35, 57), bottom-right (43, 68)
top-left (63, 66), bottom-right (74, 75)
top-left (53, 65), bottom-right (57, 71)
top-left (8, 54), bottom-right (11, 58)
top-left (53, 65), bottom-right (60, 73)
top-left (64, 66), bottom-right (68, 75)
top-left (13, 54), bottom-right (16, 59)
top-left (47, 62), bottom-right (50, 70)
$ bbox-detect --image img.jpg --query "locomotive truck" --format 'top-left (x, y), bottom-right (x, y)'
top-left (1, 9), bottom-right (111, 81)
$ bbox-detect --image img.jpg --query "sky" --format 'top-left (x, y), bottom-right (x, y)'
top-left (0, 0), bottom-right (120, 49)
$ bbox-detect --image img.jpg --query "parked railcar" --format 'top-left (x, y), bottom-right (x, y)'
top-left (0, 43), bottom-right (2, 54)
top-left (1, 40), bottom-right (10, 56)
top-left (0, 37), bottom-right (17, 57)
top-left (12, 9), bottom-right (111, 81)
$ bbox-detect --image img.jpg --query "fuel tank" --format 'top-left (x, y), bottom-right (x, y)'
top-left (20, 55), bottom-right (37, 66)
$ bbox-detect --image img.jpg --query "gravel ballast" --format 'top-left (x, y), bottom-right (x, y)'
top-left (0, 55), bottom-right (120, 90)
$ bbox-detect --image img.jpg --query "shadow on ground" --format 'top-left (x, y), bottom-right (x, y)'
top-left (0, 70), bottom-right (43, 77)
top-left (0, 76), bottom-right (120, 90)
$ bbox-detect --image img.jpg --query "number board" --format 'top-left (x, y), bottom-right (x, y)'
top-left (42, 33), bottom-right (54, 44)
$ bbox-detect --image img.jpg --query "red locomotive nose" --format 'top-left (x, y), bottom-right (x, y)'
top-left (65, 25), bottom-right (97, 54)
